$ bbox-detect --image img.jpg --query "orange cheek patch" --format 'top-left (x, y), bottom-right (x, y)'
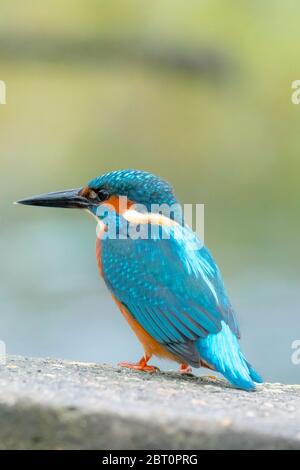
top-left (102, 195), bottom-right (134, 215)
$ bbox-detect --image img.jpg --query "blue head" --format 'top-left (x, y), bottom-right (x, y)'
top-left (17, 169), bottom-right (178, 215)
top-left (87, 169), bottom-right (177, 212)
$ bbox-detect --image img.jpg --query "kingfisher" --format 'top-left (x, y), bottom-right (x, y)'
top-left (17, 169), bottom-right (262, 390)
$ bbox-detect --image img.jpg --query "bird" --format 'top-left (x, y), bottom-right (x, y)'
top-left (17, 169), bottom-right (262, 390)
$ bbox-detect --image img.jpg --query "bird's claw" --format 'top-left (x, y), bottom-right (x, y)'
top-left (179, 364), bottom-right (193, 375)
top-left (118, 361), bottom-right (160, 373)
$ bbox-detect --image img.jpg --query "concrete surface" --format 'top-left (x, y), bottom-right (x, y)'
top-left (0, 355), bottom-right (299, 449)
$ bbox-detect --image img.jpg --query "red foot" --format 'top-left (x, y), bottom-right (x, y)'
top-left (118, 355), bottom-right (159, 373)
top-left (180, 363), bottom-right (193, 375)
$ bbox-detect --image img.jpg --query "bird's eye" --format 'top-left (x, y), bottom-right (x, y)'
top-left (97, 189), bottom-right (110, 202)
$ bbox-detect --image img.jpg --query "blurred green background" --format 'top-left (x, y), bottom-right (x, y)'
top-left (0, 0), bottom-right (299, 383)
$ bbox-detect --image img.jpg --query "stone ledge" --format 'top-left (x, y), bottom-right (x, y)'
top-left (0, 356), bottom-right (299, 449)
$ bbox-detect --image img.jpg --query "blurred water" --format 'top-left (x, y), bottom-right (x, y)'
top-left (1, 218), bottom-right (299, 384)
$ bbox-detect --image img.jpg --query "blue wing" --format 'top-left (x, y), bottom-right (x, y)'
top-left (101, 222), bottom-right (240, 366)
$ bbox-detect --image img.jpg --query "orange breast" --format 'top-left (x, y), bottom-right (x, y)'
top-left (112, 296), bottom-right (181, 363)
top-left (94, 199), bottom-right (181, 363)
top-left (95, 238), bottom-right (103, 277)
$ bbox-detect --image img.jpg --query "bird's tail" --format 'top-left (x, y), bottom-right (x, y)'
top-left (196, 321), bottom-right (263, 391)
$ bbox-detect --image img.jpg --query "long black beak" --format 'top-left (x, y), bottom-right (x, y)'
top-left (16, 187), bottom-right (92, 209)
